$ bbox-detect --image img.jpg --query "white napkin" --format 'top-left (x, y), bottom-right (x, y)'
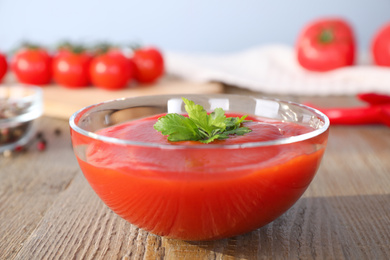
top-left (165, 44), bottom-right (390, 96)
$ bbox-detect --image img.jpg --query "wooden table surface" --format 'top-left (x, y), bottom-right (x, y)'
top-left (1, 87), bottom-right (389, 260)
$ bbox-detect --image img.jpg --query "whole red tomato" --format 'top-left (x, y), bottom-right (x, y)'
top-left (89, 49), bottom-right (133, 90)
top-left (0, 52), bottom-right (7, 82)
top-left (132, 47), bottom-right (164, 84)
top-left (52, 47), bottom-right (92, 88)
top-left (11, 47), bottom-right (52, 85)
top-left (371, 22), bottom-right (390, 67)
top-left (296, 18), bottom-right (355, 72)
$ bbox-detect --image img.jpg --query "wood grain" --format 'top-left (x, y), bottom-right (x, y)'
top-left (0, 117), bottom-right (79, 260)
top-left (1, 93), bottom-right (390, 259)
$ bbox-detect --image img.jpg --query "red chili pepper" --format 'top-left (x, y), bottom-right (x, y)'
top-left (308, 92), bottom-right (390, 127)
top-left (357, 92), bottom-right (390, 105)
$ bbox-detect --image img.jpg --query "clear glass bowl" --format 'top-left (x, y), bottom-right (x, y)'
top-left (69, 94), bottom-right (329, 241)
top-left (0, 85), bottom-right (43, 153)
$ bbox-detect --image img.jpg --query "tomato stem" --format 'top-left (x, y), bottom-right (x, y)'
top-left (128, 43), bottom-right (142, 51)
top-left (20, 41), bottom-right (41, 50)
top-left (57, 41), bottom-right (86, 54)
top-left (91, 42), bottom-right (113, 56)
top-left (319, 29), bottom-right (334, 44)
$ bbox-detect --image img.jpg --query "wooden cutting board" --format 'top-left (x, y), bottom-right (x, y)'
top-left (4, 74), bottom-right (223, 120)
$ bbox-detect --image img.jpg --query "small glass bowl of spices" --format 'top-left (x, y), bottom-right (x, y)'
top-left (0, 85), bottom-right (43, 153)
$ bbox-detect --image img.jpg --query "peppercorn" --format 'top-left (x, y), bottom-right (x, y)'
top-left (54, 128), bottom-right (62, 136)
top-left (36, 131), bottom-right (44, 139)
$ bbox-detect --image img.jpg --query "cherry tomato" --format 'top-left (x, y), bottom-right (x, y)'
top-left (296, 18), bottom-right (355, 72)
top-left (89, 50), bottom-right (133, 90)
top-left (132, 47), bottom-right (164, 84)
top-left (52, 47), bottom-right (92, 88)
top-left (0, 52), bottom-right (7, 82)
top-left (11, 47), bottom-right (52, 85)
top-left (371, 22), bottom-right (390, 67)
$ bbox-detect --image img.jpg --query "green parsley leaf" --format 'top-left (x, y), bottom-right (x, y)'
top-left (153, 113), bottom-right (200, 142)
top-left (154, 97), bottom-right (252, 143)
top-left (224, 126), bottom-right (252, 136)
top-left (201, 134), bottom-right (222, 144)
top-left (209, 108), bottom-right (227, 130)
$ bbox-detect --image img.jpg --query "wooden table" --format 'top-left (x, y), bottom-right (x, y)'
top-left (1, 87), bottom-right (389, 259)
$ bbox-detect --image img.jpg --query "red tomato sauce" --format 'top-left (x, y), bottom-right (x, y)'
top-left (73, 113), bottom-right (328, 240)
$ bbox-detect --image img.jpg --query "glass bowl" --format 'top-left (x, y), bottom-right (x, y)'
top-left (69, 94), bottom-right (329, 241)
top-left (0, 85), bottom-right (43, 153)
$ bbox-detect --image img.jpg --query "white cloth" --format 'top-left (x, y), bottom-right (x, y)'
top-left (165, 44), bottom-right (390, 96)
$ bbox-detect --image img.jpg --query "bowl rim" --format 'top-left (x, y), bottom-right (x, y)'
top-left (0, 84), bottom-right (43, 126)
top-left (69, 94), bottom-right (330, 149)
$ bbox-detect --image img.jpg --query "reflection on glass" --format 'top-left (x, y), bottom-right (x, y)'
top-left (209, 98), bottom-right (229, 111)
top-left (279, 103), bottom-right (299, 122)
top-left (255, 99), bottom-right (279, 118)
top-left (167, 98), bottom-right (184, 113)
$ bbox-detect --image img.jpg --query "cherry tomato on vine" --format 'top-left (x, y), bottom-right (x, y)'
top-left (0, 52), bottom-right (7, 82)
top-left (11, 47), bottom-right (52, 85)
top-left (296, 18), bottom-right (356, 72)
top-left (371, 22), bottom-right (390, 67)
top-left (89, 49), bottom-right (133, 90)
top-left (132, 47), bottom-right (164, 84)
top-left (52, 46), bottom-right (92, 88)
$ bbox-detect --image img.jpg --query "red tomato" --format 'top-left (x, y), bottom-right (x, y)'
top-left (52, 49), bottom-right (92, 88)
top-left (132, 47), bottom-right (164, 84)
top-left (371, 22), bottom-right (390, 66)
top-left (0, 52), bottom-right (7, 82)
top-left (11, 48), bottom-right (52, 85)
top-left (296, 18), bottom-right (355, 72)
top-left (89, 50), bottom-right (132, 90)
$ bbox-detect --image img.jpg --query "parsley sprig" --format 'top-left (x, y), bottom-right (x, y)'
top-left (153, 97), bottom-right (252, 143)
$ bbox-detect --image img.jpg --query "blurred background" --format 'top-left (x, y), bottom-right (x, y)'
top-left (1, 0), bottom-right (389, 54)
